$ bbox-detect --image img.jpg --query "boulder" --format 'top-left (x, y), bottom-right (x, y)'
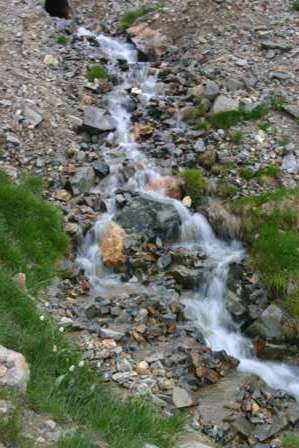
top-left (115, 193), bottom-right (181, 243)
top-left (212, 95), bottom-right (239, 114)
top-left (148, 176), bottom-right (183, 200)
top-left (0, 345), bottom-right (30, 393)
top-left (68, 166), bottom-right (95, 194)
top-left (127, 23), bottom-right (171, 59)
top-left (172, 386), bottom-right (193, 408)
top-left (204, 201), bottom-right (241, 239)
top-left (101, 221), bottom-right (126, 268)
top-left (82, 107), bottom-right (116, 134)
top-left (167, 265), bottom-right (203, 289)
top-left (45, 0), bottom-right (70, 18)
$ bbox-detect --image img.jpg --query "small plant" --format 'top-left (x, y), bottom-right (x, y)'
top-left (120, 7), bottom-right (150, 30)
top-left (217, 181), bottom-right (238, 198)
top-left (239, 167), bottom-right (256, 180)
top-left (181, 169), bottom-right (207, 202)
top-left (230, 130), bottom-right (243, 144)
top-left (283, 433), bottom-right (299, 448)
top-left (259, 121), bottom-right (271, 132)
top-left (56, 35), bottom-right (69, 45)
top-left (210, 103), bottom-right (269, 130)
top-left (292, 0), bottom-right (299, 10)
top-left (182, 101), bottom-right (210, 126)
top-left (239, 165), bottom-right (280, 180)
top-left (86, 64), bottom-right (108, 82)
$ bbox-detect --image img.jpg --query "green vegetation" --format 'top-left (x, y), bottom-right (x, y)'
top-left (229, 130), bottom-right (243, 145)
top-left (210, 103), bottom-right (268, 130)
top-left (0, 173), bottom-right (184, 447)
top-left (86, 64), bottom-right (108, 82)
top-left (181, 168), bottom-right (207, 201)
top-left (239, 165), bottom-right (280, 180)
top-left (120, 7), bottom-right (150, 30)
top-left (232, 188), bottom-right (299, 298)
top-left (0, 405), bottom-right (23, 446)
top-left (182, 101), bottom-right (210, 128)
top-left (259, 120), bottom-right (272, 132)
top-left (56, 35), bottom-right (69, 45)
top-left (217, 180), bottom-right (238, 199)
top-left (283, 434), bottom-right (299, 448)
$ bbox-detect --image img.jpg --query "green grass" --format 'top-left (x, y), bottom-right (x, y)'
top-left (239, 165), bottom-right (280, 180)
top-left (0, 405), bottom-right (23, 446)
top-left (259, 121), bottom-right (272, 132)
top-left (86, 64), bottom-right (108, 82)
top-left (0, 172), bottom-right (185, 447)
top-left (120, 7), bottom-right (150, 30)
top-left (181, 169), bottom-right (207, 202)
top-left (283, 434), bottom-right (299, 448)
top-left (229, 130), bottom-right (243, 145)
top-left (56, 35), bottom-right (69, 45)
top-left (210, 103), bottom-right (268, 130)
top-left (217, 180), bottom-right (238, 199)
top-left (232, 188), bottom-right (299, 296)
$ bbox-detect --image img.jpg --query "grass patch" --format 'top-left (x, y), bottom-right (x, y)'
top-left (210, 103), bottom-right (268, 129)
top-left (217, 180), bottom-right (238, 199)
top-left (229, 130), bottom-right (243, 145)
top-left (56, 35), bottom-right (69, 45)
top-left (86, 64), bottom-right (108, 82)
top-left (181, 169), bottom-right (207, 202)
top-left (239, 165), bottom-right (280, 180)
top-left (0, 172), bottom-right (185, 447)
top-left (0, 405), bottom-right (23, 446)
top-left (232, 188), bottom-right (299, 296)
top-left (283, 434), bottom-right (299, 448)
top-left (120, 7), bottom-right (150, 30)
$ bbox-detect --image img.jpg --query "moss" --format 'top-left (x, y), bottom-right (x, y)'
top-left (120, 8), bottom-right (150, 30)
top-left (56, 35), bottom-right (69, 45)
top-left (283, 434), bottom-right (299, 448)
top-left (86, 64), bottom-right (108, 82)
top-left (259, 121), bottom-right (272, 132)
top-left (181, 169), bottom-right (207, 202)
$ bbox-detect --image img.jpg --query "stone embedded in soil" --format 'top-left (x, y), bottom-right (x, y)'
top-left (172, 386), bottom-right (193, 408)
top-left (212, 95), bottom-right (239, 114)
top-left (82, 106), bottom-right (116, 134)
top-left (101, 221), bottom-right (126, 268)
top-left (0, 345), bottom-right (30, 393)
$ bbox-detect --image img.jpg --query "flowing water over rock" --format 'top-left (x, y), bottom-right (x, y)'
top-left (77, 29), bottom-right (299, 405)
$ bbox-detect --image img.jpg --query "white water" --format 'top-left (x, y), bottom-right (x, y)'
top-left (77, 29), bottom-right (299, 401)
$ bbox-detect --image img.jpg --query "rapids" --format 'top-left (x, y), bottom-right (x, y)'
top-left (77, 28), bottom-right (299, 401)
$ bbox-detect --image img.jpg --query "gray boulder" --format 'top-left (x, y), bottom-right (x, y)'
top-left (82, 106), bottom-right (116, 134)
top-left (115, 193), bottom-right (181, 243)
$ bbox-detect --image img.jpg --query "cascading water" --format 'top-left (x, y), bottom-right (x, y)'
top-left (77, 29), bottom-right (299, 401)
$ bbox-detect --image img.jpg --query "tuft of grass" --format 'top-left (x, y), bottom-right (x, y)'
top-left (120, 8), bottom-right (150, 30)
top-left (0, 172), bottom-right (185, 448)
top-left (56, 35), bottom-right (69, 45)
top-left (0, 405), bottom-right (23, 446)
top-left (239, 165), bottom-right (280, 180)
top-left (86, 64), bottom-right (108, 82)
top-left (181, 169), bottom-right (207, 202)
top-left (217, 180), bottom-right (238, 199)
top-left (58, 434), bottom-right (95, 447)
top-left (182, 101), bottom-right (210, 126)
top-left (229, 130), bottom-right (243, 145)
top-left (232, 188), bottom-right (299, 296)
top-left (283, 434), bottom-right (299, 448)
top-left (259, 121), bottom-right (272, 132)
top-left (210, 103), bottom-right (269, 130)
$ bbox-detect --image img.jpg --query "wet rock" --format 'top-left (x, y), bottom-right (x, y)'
top-left (212, 95), bottom-right (239, 114)
top-left (82, 107), bottom-right (116, 134)
top-left (246, 304), bottom-right (283, 341)
top-left (0, 345), bottom-right (30, 393)
top-left (204, 201), bottom-right (241, 239)
top-left (148, 176), bottom-right (183, 199)
top-left (127, 23), bottom-right (171, 59)
top-left (115, 193), bottom-right (181, 243)
top-left (172, 386), bottom-right (193, 408)
top-left (254, 414), bottom-right (288, 442)
top-left (231, 415), bottom-right (255, 438)
top-left (225, 290), bottom-right (247, 321)
top-left (101, 221), bottom-right (126, 268)
top-left (69, 166), bottom-right (95, 194)
top-left (93, 160), bottom-right (110, 178)
top-left (167, 265), bottom-right (203, 289)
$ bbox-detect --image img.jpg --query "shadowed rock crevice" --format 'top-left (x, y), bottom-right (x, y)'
top-left (45, 0), bottom-right (70, 18)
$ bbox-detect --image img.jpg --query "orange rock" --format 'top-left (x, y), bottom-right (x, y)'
top-left (101, 221), bottom-right (126, 268)
top-left (136, 361), bottom-right (150, 375)
top-left (54, 190), bottom-right (72, 202)
top-left (133, 123), bottom-right (154, 140)
top-left (148, 176), bottom-right (183, 200)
